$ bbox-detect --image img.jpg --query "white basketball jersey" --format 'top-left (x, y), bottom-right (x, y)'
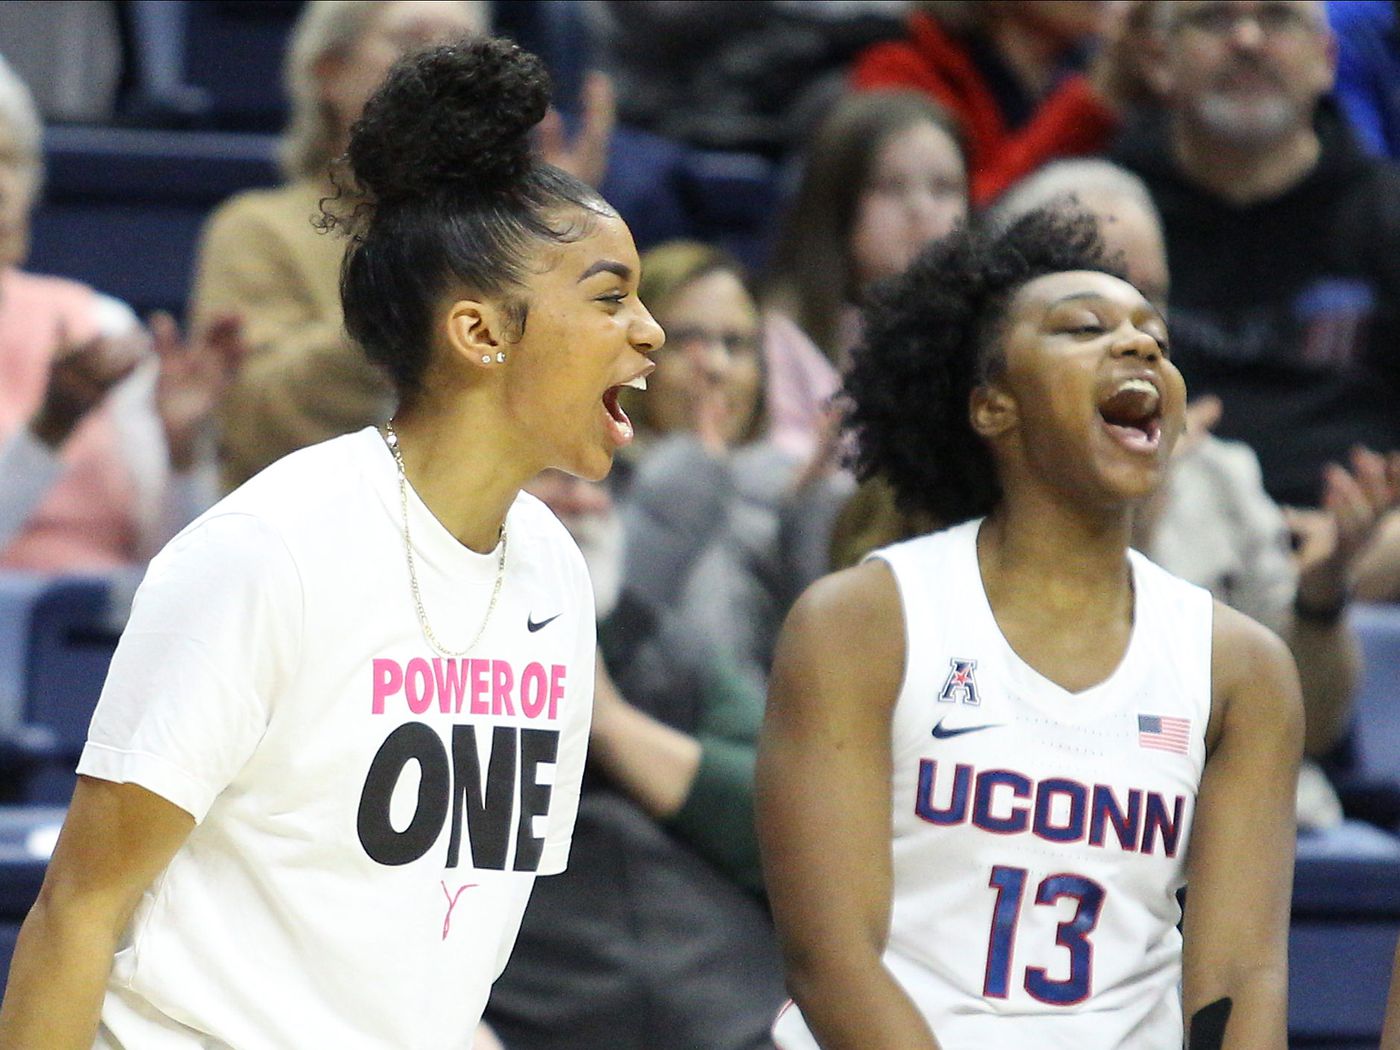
top-left (774, 519), bottom-right (1212, 1050)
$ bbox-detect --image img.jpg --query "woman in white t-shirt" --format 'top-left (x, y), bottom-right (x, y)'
top-left (0, 36), bottom-right (661, 1050)
top-left (757, 209), bottom-right (1301, 1050)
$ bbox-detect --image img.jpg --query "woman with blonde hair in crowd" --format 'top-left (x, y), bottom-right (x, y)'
top-left (192, 0), bottom-right (613, 490)
top-left (489, 240), bottom-right (791, 1050)
top-left (0, 54), bottom-right (243, 574)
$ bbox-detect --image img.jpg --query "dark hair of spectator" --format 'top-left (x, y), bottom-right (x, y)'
top-left (332, 36), bottom-right (609, 402)
top-left (843, 208), bottom-right (1124, 525)
top-left (763, 90), bottom-right (964, 361)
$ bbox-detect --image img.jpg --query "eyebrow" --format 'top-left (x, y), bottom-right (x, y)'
top-left (577, 260), bottom-right (632, 283)
top-left (1046, 290), bottom-right (1167, 327)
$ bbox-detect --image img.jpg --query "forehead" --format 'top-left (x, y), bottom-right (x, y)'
top-left (535, 208), bottom-right (638, 278)
top-left (875, 120), bottom-right (960, 167)
top-left (660, 268), bottom-right (753, 312)
top-left (1172, 0), bottom-right (1326, 28)
top-left (1012, 270), bottom-right (1154, 314)
top-left (372, 0), bottom-right (485, 39)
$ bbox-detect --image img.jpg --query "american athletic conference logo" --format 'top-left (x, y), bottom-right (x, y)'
top-left (939, 658), bottom-right (980, 706)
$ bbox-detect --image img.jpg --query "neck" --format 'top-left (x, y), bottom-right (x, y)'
top-left (389, 393), bottom-right (535, 554)
top-left (978, 487), bottom-right (1135, 614)
top-left (1170, 118), bottom-right (1321, 205)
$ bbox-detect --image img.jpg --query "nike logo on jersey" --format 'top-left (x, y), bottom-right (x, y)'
top-left (526, 613), bottom-right (560, 632)
top-left (931, 719), bottom-right (1001, 740)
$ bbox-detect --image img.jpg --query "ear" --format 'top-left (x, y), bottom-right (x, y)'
top-left (444, 299), bottom-right (506, 369)
top-left (969, 382), bottom-right (1018, 441)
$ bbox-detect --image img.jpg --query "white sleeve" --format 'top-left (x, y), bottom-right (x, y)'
top-left (0, 427), bottom-right (64, 551)
top-left (535, 540), bottom-right (596, 876)
top-left (77, 511), bottom-right (304, 821)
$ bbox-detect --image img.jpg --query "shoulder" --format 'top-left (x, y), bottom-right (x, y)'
top-left (213, 430), bottom-right (379, 540)
top-left (1208, 600), bottom-right (1303, 751)
top-left (785, 561), bottom-right (903, 666)
top-left (202, 180), bottom-right (325, 244)
top-left (770, 561), bottom-right (906, 724)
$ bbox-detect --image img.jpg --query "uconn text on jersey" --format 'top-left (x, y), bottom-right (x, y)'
top-left (915, 760), bottom-right (1187, 858)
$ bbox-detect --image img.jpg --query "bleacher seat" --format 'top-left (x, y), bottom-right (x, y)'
top-left (29, 124), bottom-right (279, 318)
top-left (1290, 819), bottom-right (1400, 1047)
top-left (1352, 603), bottom-right (1400, 784)
top-left (0, 573), bottom-right (125, 804)
top-left (0, 804), bottom-right (66, 996)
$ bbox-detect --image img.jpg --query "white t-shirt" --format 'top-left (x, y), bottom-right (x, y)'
top-left (77, 427), bottom-right (595, 1049)
top-left (774, 519), bottom-right (1212, 1050)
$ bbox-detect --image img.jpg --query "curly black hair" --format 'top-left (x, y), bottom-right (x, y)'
top-left (843, 207), bottom-right (1126, 525)
top-left (334, 36), bottom-right (609, 401)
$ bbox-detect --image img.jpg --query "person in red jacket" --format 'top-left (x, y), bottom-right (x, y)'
top-left (851, 0), bottom-right (1155, 205)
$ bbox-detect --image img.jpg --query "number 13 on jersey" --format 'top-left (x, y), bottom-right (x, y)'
top-left (983, 865), bottom-right (1107, 1005)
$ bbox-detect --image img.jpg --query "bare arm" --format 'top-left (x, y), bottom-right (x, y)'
top-left (1284, 614), bottom-right (1359, 757)
top-left (1182, 604), bottom-right (1303, 1050)
top-left (0, 777), bottom-right (194, 1048)
top-left (588, 656), bottom-right (702, 820)
top-left (757, 562), bottom-right (940, 1049)
top-left (1286, 448), bottom-right (1400, 750)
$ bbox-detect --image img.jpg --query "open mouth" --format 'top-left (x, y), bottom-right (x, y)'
top-left (601, 373), bottom-right (649, 448)
top-left (1097, 377), bottom-right (1162, 454)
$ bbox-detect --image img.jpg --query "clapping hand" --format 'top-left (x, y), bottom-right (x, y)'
top-left (1287, 447), bottom-right (1400, 610)
top-left (152, 311), bottom-right (248, 471)
top-left (536, 71), bottom-right (616, 189)
top-left (29, 324), bottom-right (147, 449)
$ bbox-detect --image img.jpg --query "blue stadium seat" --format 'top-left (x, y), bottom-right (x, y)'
top-left (1290, 819), bottom-right (1400, 1046)
top-left (28, 125), bottom-right (279, 318)
top-left (0, 805), bottom-right (69, 998)
top-left (1351, 603), bottom-right (1400, 784)
top-left (0, 573), bottom-right (125, 804)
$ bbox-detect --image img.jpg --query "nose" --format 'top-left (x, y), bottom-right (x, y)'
top-left (632, 303), bottom-right (664, 354)
top-left (1109, 327), bottom-right (1161, 363)
top-left (1229, 12), bottom-right (1266, 49)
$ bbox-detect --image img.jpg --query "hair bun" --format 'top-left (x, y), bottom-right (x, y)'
top-left (347, 36), bottom-right (551, 206)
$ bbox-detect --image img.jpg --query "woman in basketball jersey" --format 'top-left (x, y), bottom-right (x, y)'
top-left (0, 38), bottom-right (662, 1048)
top-left (757, 209), bottom-right (1301, 1050)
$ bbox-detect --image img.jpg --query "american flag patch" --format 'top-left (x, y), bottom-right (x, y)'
top-left (1138, 714), bottom-right (1191, 755)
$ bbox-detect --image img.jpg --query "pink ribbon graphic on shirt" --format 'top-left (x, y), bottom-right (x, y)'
top-left (440, 880), bottom-right (478, 940)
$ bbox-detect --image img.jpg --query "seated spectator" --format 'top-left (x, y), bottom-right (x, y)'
top-left (991, 158), bottom-right (1399, 826)
top-left (1112, 0), bottom-right (1400, 601)
top-left (487, 244), bottom-right (792, 1050)
top-left (0, 55), bottom-right (242, 572)
top-left (851, 0), bottom-right (1147, 204)
top-left (762, 89), bottom-right (968, 461)
top-left (192, 0), bottom-right (613, 490)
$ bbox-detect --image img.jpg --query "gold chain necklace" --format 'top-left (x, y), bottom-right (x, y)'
top-left (383, 422), bottom-right (507, 657)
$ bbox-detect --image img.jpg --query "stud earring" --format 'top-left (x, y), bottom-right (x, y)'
top-left (496, 352), bottom-right (507, 363)
top-left (480, 355), bottom-right (491, 364)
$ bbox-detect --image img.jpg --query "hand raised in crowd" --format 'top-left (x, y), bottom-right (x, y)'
top-left (1287, 447), bottom-right (1400, 612)
top-left (151, 311), bottom-right (249, 471)
top-left (28, 324), bottom-right (147, 449)
top-left (536, 71), bottom-right (616, 189)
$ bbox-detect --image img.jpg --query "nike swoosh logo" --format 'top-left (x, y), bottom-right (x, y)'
top-left (930, 720), bottom-right (1001, 740)
top-left (527, 613), bottom-right (561, 633)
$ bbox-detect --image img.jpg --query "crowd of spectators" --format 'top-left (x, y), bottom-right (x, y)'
top-left (3, 2), bottom-right (1400, 1047)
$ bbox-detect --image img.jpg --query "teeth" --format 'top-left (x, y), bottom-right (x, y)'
top-left (623, 375), bottom-right (647, 391)
top-left (1117, 378), bottom-right (1157, 398)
